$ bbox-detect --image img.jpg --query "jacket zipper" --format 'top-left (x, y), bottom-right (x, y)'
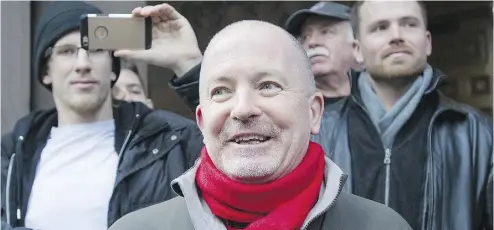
top-left (117, 114), bottom-right (140, 163)
top-left (421, 109), bottom-right (443, 230)
top-left (14, 136), bottom-right (24, 224)
top-left (351, 95), bottom-right (394, 207)
top-left (6, 153), bottom-right (16, 225)
top-left (108, 113), bottom-right (139, 227)
top-left (384, 148), bottom-right (391, 206)
top-left (6, 136), bottom-right (24, 225)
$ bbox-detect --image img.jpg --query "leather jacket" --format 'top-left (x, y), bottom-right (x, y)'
top-left (329, 69), bottom-right (493, 230)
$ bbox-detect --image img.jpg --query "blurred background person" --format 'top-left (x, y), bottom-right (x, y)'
top-left (113, 60), bottom-right (154, 108)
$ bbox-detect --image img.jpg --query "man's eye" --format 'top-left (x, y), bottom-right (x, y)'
top-left (259, 82), bottom-right (281, 92)
top-left (372, 24), bottom-right (387, 32)
top-left (58, 47), bottom-right (76, 55)
top-left (211, 87), bottom-right (230, 97)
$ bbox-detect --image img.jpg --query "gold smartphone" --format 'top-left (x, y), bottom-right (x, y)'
top-left (80, 14), bottom-right (152, 50)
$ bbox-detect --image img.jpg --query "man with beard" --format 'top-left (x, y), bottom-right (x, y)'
top-left (117, 1), bottom-right (360, 155)
top-left (108, 19), bottom-right (412, 230)
top-left (1, 2), bottom-right (203, 230)
top-left (327, 1), bottom-right (491, 229)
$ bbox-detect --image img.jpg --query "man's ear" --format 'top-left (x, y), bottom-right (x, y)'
top-left (196, 105), bottom-right (204, 131)
top-left (425, 30), bottom-right (432, 56)
top-left (309, 92), bottom-right (324, 135)
top-left (352, 40), bottom-right (364, 64)
top-left (42, 74), bottom-right (52, 85)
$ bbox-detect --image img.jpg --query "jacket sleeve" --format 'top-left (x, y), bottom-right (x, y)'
top-left (168, 63), bottom-right (201, 112)
top-left (181, 123), bottom-right (203, 169)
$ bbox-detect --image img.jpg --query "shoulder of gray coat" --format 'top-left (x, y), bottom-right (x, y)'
top-left (322, 192), bottom-right (413, 230)
top-left (108, 197), bottom-right (194, 230)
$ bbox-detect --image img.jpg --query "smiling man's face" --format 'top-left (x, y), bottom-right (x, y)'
top-left (196, 21), bottom-right (323, 184)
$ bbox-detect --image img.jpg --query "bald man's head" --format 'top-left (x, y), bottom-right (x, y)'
top-left (200, 20), bottom-right (315, 101)
top-left (195, 20), bottom-right (324, 183)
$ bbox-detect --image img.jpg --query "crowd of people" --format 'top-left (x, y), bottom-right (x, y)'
top-left (1, 1), bottom-right (492, 230)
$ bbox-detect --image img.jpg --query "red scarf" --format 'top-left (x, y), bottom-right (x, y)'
top-left (195, 141), bottom-right (325, 230)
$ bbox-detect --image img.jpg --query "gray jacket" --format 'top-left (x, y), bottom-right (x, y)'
top-left (109, 157), bottom-right (412, 230)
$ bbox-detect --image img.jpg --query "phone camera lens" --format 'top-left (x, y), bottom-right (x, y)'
top-left (94, 26), bottom-right (108, 40)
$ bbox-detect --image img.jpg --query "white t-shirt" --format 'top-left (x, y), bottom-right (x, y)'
top-left (25, 119), bottom-right (119, 230)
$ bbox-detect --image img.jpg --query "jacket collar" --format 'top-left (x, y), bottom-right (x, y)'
top-left (347, 66), bottom-right (446, 96)
top-left (170, 156), bottom-right (347, 229)
top-left (13, 100), bottom-right (154, 158)
top-left (347, 67), bottom-right (468, 116)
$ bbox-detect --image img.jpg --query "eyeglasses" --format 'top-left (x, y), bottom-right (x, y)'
top-left (44, 45), bottom-right (110, 60)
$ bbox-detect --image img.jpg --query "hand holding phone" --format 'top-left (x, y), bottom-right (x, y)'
top-left (80, 14), bottom-right (152, 51)
top-left (112, 4), bottom-right (202, 77)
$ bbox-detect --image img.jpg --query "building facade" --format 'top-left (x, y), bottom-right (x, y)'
top-left (1, 1), bottom-right (492, 134)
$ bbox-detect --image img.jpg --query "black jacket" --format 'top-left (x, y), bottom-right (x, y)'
top-left (1, 101), bottom-right (203, 229)
top-left (330, 69), bottom-right (493, 230)
top-left (169, 64), bottom-right (493, 230)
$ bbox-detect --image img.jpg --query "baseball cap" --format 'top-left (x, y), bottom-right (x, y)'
top-left (285, 1), bottom-right (351, 36)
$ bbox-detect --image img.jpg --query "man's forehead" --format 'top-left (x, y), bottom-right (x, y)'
top-left (203, 38), bottom-right (288, 78)
top-left (119, 70), bottom-right (142, 84)
top-left (359, 1), bottom-right (422, 24)
top-left (203, 57), bottom-right (286, 84)
top-left (201, 20), bottom-right (307, 88)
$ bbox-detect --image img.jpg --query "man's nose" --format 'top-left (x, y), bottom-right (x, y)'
top-left (389, 24), bottom-right (404, 45)
top-left (74, 49), bottom-right (92, 74)
top-left (230, 93), bottom-right (262, 121)
top-left (306, 33), bottom-right (321, 49)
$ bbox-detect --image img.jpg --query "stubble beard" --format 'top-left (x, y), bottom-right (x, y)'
top-left (213, 119), bottom-right (284, 182)
top-left (368, 57), bottom-right (427, 83)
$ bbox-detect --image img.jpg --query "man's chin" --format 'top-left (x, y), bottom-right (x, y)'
top-left (311, 63), bottom-right (332, 76)
top-left (370, 63), bottom-right (425, 80)
top-left (219, 158), bottom-right (279, 184)
top-left (312, 69), bottom-right (331, 78)
top-left (65, 96), bottom-right (106, 115)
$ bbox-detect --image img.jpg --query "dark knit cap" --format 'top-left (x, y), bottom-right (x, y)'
top-left (33, 1), bottom-right (120, 91)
